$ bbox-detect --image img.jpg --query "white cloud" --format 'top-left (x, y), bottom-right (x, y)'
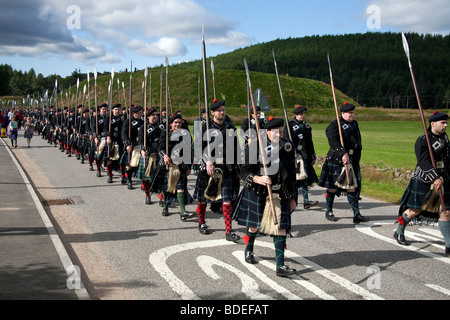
top-left (371, 0), bottom-right (450, 34)
top-left (0, 0), bottom-right (251, 65)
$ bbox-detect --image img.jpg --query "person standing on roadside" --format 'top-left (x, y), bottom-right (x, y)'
top-left (23, 117), bottom-right (35, 148)
top-left (8, 115), bottom-right (18, 148)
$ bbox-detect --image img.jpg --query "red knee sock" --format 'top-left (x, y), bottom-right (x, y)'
top-left (197, 203), bottom-right (207, 225)
top-left (222, 203), bottom-right (233, 234)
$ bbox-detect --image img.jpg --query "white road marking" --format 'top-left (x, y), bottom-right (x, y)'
top-left (232, 251), bottom-right (301, 300)
top-left (425, 284), bottom-right (450, 296)
top-left (198, 255), bottom-right (274, 300)
top-left (355, 220), bottom-right (450, 265)
top-left (149, 239), bottom-right (383, 300)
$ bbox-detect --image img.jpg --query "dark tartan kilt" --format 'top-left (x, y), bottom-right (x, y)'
top-left (193, 169), bottom-right (238, 203)
top-left (399, 174), bottom-right (450, 220)
top-left (237, 188), bottom-right (291, 232)
top-left (160, 166), bottom-right (188, 193)
top-left (135, 154), bottom-right (158, 181)
top-left (318, 160), bottom-right (361, 191)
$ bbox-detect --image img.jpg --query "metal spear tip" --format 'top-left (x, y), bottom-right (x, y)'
top-left (94, 67), bottom-right (98, 80)
top-left (145, 67), bottom-right (148, 78)
top-left (401, 33), bottom-right (412, 67)
top-left (111, 67), bottom-right (115, 80)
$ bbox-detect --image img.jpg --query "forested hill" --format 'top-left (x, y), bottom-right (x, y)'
top-left (1, 32), bottom-right (449, 109)
top-left (178, 32), bottom-right (450, 109)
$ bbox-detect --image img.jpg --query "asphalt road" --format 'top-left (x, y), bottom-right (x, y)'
top-left (1, 129), bottom-right (449, 305)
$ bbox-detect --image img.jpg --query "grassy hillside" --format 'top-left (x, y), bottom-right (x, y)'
top-left (64, 67), bottom-right (358, 125)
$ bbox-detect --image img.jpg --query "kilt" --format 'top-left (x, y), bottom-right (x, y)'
top-left (318, 160), bottom-right (361, 191)
top-left (160, 166), bottom-right (188, 194)
top-left (399, 170), bottom-right (450, 222)
top-left (135, 153), bottom-right (158, 181)
top-left (237, 188), bottom-right (291, 232)
top-left (193, 169), bottom-right (238, 203)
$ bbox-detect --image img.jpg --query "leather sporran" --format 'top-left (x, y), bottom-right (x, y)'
top-left (109, 143), bottom-right (120, 161)
top-left (422, 184), bottom-right (443, 213)
top-left (167, 164), bottom-right (181, 194)
top-left (335, 164), bottom-right (358, 190)
top-left (204, 168), bottom-right (223, 201)
top-left (130, 146), bottom-right (140, 167)
top-left (259, 194), bottom-right (281, 236)
top-left (296, 156), bottom-right (308, 180)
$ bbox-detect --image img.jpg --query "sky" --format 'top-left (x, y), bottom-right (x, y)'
top-left (0, 0), bottom-right (449, 78)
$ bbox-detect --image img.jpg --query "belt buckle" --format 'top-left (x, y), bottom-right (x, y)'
top-left (436, 161), bottom-right (444, 169)
top-left (272, 184), bottom-right (281, 191)
top-left (349, 149), bottom-right (354, 156)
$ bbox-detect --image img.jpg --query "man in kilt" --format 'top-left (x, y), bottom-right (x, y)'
top-left (158, 113), bottom-right (194, 220)
top-left (237, 117), bottom-right (298, 277)
top-left (194, 99), bottom-right (241, 240)
top-left (284, 105), bottom-right (319, 209)
top-left (65, 108), bottom-right (76, 157)
top-left (77, 108), bottom-right (91, 165)
top-left (136, 106), bottom-right (161, 205)
top-left (57, 107), bottom-right (67, 152)
top-left (91, 103), bottom-right (109, 177)
top-left (121, 105), bottom-right (144, 189)
top-left (395, 111), bottom-right (450, 255)
top-left (318, 102), bottom-right (370, 223)
top-left (103, 103), bottom-right (125, 184)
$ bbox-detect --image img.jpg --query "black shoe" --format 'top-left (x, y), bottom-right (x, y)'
top-left (226, 231), bottom-right (241, 242)
top-left (128, 182), bottom-right (133, 190)
top-left (97, 171), bottom-right (101, 177)
top-left (67, 153), bottom-right (71, 157)
top-left (304, 200), bottom-right (319, 209)
top-left (325, 211), bottom-right (338, 222)
top-left (180, 211), bottom-right (195, 221)
top-left (162, 207), bottom-right (169, 216)
top-left (393, 231), bottom-right (410, 246)
top-left (80, 158), bottom-right (85, 164)
top-left (107, 176), bottom-right (113, 183)
top-left (245, 251), bottom-right (257, 264)
top-left (198, 223), bottom-right (210, 235)
top-left (276, 265), bottom-right (296, 277)
top-left (89, 166), bottom-right (94, 171)
top-left (76, 155), bottom-right (80, 160)
top-left (159, 200), bottom-right (164, 207)
top-left (145, 196), bottom-right (152, 205)
top-left (121, 179), bottom-right (127, 185)
top-left (353, 213), bottom-right (371, 224)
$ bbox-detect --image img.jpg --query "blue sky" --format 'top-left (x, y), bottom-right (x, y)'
top-left (1, 0), bottom-right (449, 78)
